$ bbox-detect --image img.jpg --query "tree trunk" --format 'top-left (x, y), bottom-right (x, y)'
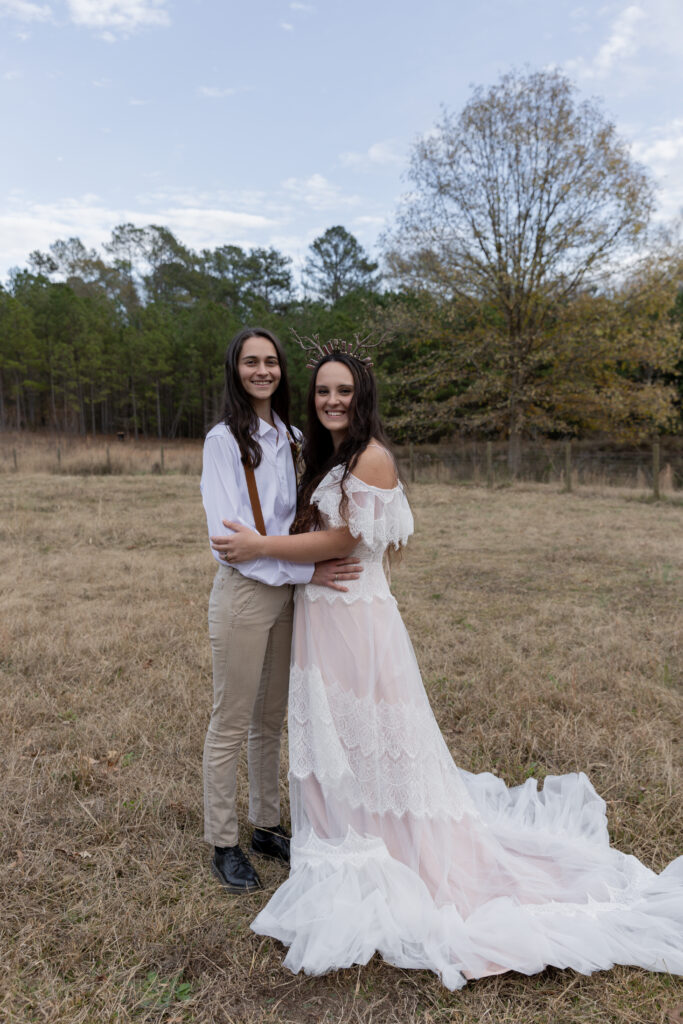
top-left (169, 391), bottom-right (186, 439)
top-left (507, 353), bottom-right (523, 477)
top-left (77, 380), bottom-right (86, 435)
top-left (507, 382), bottom-right (523, 477)
top-left (50, 368), bottom-right (58, 429)
top-left (0, 368), bottom-right (5, 429)
top-left (130, 377), bottom-right (139, 441)
top-left (507, 427), bottom-right (522, 478)
top-left (90, 381), bottom-right (96, 436)
top-left (15, 374), bottom-right (21, 430)
top-left (201, 380), bottom-right (208, 434)
top-left (156, 380), bottom-right (162, 438)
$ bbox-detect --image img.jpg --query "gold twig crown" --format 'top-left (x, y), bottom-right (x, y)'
top-left (290, 329), bottom-right (385, 369)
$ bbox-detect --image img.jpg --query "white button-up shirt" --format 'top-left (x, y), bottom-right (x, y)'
top-left (201, 413), bottom-right (314, 586)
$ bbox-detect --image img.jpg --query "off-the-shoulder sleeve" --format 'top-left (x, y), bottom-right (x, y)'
top-left (311, 469), bottom-right (414, 551)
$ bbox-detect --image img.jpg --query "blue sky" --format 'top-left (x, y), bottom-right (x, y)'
top-left (1, 0), bottom-right (682, 283)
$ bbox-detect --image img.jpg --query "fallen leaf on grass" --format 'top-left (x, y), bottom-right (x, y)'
top-left (667, 1005), bottom-right (683, 1024)
top-left (8, 849), bottom-right (24, 868)
top-left (55, 848), bottom-right (95, 863)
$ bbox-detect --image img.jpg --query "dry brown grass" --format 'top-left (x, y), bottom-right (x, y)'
top-left (1, 472), bottom-right (682, 1024)
top-left (0, 432), bottom-right (203, 477)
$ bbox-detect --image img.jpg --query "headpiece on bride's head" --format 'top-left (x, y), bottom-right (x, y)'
top-left (290, 329), bottom-right (386, 370)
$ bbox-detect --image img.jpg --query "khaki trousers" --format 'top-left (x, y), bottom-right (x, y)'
top-left (203, 564), bottom-right (294, 847)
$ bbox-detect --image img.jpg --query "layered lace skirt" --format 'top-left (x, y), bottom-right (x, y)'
top-left (252, 587), bottom-right (683, 989)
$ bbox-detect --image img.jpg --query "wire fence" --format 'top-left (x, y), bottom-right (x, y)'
top-left (394, 439), bottom-right (683, 497)
top-left (2, 433), bottom-right (682, 497)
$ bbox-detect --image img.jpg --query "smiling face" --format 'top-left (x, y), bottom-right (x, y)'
top-left (238, 335), bottom-right (281, 410)
top-left (314, 360), bottom-right (355, 447)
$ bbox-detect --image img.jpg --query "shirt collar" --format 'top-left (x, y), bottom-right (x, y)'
top-left (257, 411), bottom-right (287, 442)
top-left (257, 416), bottom-right (276, 438)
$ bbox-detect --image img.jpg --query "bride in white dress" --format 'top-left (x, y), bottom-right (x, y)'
top-left (217, 347), bottom-right (683, 990)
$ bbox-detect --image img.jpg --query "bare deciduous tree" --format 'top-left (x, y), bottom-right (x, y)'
top-left (384, 68), bottom-right (655, 471)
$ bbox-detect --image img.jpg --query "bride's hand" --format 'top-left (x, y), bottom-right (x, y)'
top-left (211, 521), bottom-right (263, 563)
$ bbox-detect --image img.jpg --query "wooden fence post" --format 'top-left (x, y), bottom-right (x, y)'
top-left (564, 441), bottom-right (572, 492)
top-left (13, 448), bottom-right (17, 471)
top-left (409, 443), bottom-right (415, 483)
top-left (652, 440), bottom-right (660, 500)
top-left (160, 445), bottom-right (165, 474)
top-left (106, 445), bottom-right (111, 473)
top-left (57, 446), bottom-right (61, 470)
top-left (486, 442), bottom-right (493, 489)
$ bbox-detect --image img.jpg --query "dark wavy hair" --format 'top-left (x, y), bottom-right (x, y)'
top-left (291, 352), bottom-right (395, 534)
top-left (220, 326), bottom-right (293, 467)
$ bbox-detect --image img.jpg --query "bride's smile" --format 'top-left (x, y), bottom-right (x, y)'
top-left (314, 362), bottom-right (355, 444)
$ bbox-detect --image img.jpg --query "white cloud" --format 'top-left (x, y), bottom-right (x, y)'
top-left (128, 97), bottom-right (149, 106)
top-left (197, 85), bottom-right (237, 99)
top-left (0, 178), bottom-right (394, 279)
top-left (136, 186), bottom-right (271, 211)
top-left (641, 0), bottom-right (683, 58)
top-left (0, 193), bottom-right (281, 278)
top-left (160, 207), bottom-right (276, 244)
top-left (0, 196), bottom-right (122, 272)
top-left (352, 215), bottom-right (386, 229)
top-left (566, 1), bottom-right (683, 83)
top-left (282, 173), bottom-right (361, 211)
top-left (568, 4), bottom-right (645, 79)
top-left (0, 0), bottom-right (51, 21)
top-left (290, 2), bottom-right (314, 10)
top-left (66, 0), bottom-right (169, 34)
top-left (3, 69), bottom-right (22, 79)
top-left (280, 20), bottom-right (293, 30)
top-left (631, 118), bottom-right (683, 220)
top-left (340, 140), bottom-right (404, 170)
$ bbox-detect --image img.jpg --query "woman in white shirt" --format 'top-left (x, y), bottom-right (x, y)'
top-left (201, 327), bottom-right (359, 894)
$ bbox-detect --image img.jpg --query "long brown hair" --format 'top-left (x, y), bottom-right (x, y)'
top-left (220, 326), bottom-right (293, 467)
top-left (292, 352), bottom-right (394, 533)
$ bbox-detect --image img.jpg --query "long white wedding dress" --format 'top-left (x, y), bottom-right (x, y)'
top-left (251, 466), bottom-right (683, 989)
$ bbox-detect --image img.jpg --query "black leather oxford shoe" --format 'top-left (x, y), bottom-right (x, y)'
top-left (211, 844), bottom-right (262, 893)
top-left (250, 824), bottom-right (291, 865)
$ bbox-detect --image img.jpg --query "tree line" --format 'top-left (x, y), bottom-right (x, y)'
top-left (0, 224), bottom-right (382, 442)
top-left (2, 69), bottom-right (682, 470)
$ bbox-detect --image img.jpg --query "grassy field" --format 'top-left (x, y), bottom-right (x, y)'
top-left (1, 471), bottom-right (682, 1024)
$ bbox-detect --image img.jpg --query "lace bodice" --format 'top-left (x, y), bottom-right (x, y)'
top-left (302, 464), bottom-right (414, 604)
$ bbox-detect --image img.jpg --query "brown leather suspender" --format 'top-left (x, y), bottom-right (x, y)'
top-left (243, 433), bottom-right (299, 537)
top-left (243, 462), bottom-right (267, 535)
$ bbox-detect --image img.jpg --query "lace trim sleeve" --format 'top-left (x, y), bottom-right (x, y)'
top-left (311, 467), bottom-right (414, 551)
